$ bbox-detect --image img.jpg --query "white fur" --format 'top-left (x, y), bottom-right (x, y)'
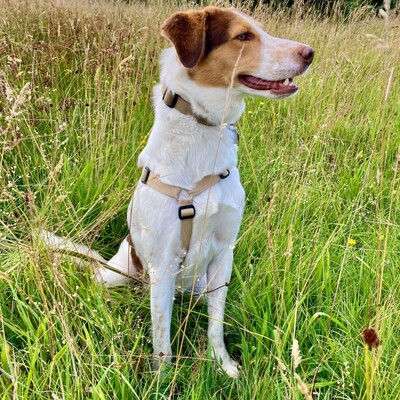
top-left (42, 9), bottom-right (313, 379)
top-left (234, 10), bottom-right (311, 84)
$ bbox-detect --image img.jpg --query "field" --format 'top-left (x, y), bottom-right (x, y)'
top-left (1, 0), bottom-right (400, 399)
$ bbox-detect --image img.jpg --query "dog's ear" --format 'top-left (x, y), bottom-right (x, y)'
top-left (161, 10), bottom-right (209, 69)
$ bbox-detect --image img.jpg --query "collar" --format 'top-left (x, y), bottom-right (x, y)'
top-left (161, 85), bottom-right (217, 127)
top-left (161, 85), bottom-right (239, 143)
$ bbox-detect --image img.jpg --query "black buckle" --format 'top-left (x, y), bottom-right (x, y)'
top-left (163, 90), bottom-right (178, 108)
top-left (219, 169), bottom-right (230, 179)
top-left (178, 204), bottom-right (195, 220)
top-left (141, 166), bottom-right (151, 184)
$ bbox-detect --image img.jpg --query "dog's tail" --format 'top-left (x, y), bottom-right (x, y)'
top-left (38, 230), bottom-right (137, 285)
top-left (39, 230), bottom-right (108, 265)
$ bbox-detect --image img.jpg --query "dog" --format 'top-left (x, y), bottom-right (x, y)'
top-left (43, 7), bottom-right (313, 378)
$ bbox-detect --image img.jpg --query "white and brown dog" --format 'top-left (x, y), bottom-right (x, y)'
top-left (43, 7), bottom-right (313, 378)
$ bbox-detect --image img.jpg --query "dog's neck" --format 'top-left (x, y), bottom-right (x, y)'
top-left (159, 48), bottom-right (246, 125)
top-left (137, 49), bottom-right (244, 188)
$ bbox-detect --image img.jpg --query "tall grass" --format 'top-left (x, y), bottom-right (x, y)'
top-left (1, 0), bottom-right (399, 398)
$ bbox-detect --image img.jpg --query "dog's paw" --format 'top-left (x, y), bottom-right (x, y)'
top-left (222, 359), bottom-right (240, 379)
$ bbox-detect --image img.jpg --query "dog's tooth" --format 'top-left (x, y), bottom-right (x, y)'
top-left (283, 78), bottom-right (289, 86)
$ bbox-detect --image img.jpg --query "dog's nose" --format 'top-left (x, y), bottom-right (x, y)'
top-left (299, 46), bottom-right (314, 64)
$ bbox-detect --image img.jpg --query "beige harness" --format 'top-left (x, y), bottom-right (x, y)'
top-left (127, 86), bottom-right (235, 270)
top-left (140, 166), bottom-right (230, 255)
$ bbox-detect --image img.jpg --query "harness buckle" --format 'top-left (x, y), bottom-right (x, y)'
top-left (178, 204), bottom-right (196, 220)
top-left (163, 89), bottom-right (178, 108)
top-left (219, 169), bottom-right (230, 179)
top-left (141, 166), bottom-right (151, 184)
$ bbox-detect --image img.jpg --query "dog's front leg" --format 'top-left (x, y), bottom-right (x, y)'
top-left (207, 250), bottom-right (240, 378)
top-left (149, 264), bottom-right (178, 371)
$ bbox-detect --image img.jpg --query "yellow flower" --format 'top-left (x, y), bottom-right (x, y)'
top-left (348, 238), bottom-right (356, 246)
top-left (392, 190), bottom-right (397, 196)
top-left (248, 110), bottom-right (253, 114)
top-left (259, 101), bottom-right (265, 106)
top-left (378, 235), bottom-right (384, 241)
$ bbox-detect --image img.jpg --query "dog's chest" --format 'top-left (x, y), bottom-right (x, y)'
top-left (174, 192), bottom-right (244, 291)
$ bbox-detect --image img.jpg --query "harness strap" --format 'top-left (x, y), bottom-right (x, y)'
top-left (140, 166), bottom-right (230, 199)
top-left (138, 166), bottom-right (230, 258)
top-left (178, 197), bottom-right (194, 253)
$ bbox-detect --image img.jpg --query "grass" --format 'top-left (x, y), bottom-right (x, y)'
top-left (1, 0), bottom-right (400, 398)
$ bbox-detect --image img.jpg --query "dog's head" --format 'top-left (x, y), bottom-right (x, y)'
top-left (161, 7), bottom-right (314, 99)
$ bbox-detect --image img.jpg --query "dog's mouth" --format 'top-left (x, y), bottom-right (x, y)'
top-left (239, 75), bottom-right (298, 95)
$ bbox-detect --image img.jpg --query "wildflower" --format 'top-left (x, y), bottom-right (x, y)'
top-left (378, 235), bottom-right (384, 241)
top-left (362, 327), bottom-right (380, 348)
top-left (247, 110), bottom-right (253, 114)
top-left (348, 238), bottom-right (356, 246)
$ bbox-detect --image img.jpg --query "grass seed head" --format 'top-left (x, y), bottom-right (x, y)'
top-left (292, 338), bottom-right (302, 369)
top-left (362, 327), bottom-right (381, 348)
top-left (294, 373), bottom-right (313, 400)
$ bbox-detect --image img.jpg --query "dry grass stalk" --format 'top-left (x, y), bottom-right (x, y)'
top-left (11, 82), bottom-right (31, 115)
top-left (378, 0), bottom-right (391, 28)
top-left (384, 67), bottom-right (395, 102)
top-left (294, 373), bottom-right (313, 400)
top-left (0, 77), bottom-right (31, 151)
top-left (274, 355), bottom-right (288, 372)
top-left (0, 70), bottom-right (15, 103)
top-left (292, 338), bottom-right (301, 369)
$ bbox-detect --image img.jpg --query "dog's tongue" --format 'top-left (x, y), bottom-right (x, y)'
top-left (239, 75), bottom-right (280, 90)
top-left (239, 75), bottom-right (298, 94)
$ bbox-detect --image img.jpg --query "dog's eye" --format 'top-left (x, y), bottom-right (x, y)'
top-left (235, 32), bottom-right (253, 41)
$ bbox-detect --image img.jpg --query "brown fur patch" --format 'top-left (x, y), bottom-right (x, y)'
top-left (189, 9), bottom-right (263, 87)
top-left (162, 7), bottom-right (309, 88)
top-left (161, 10), bottom-right (208, 68)
top-left (204, 8), bottom-right (235, 55)
top-left (161, 7), bottom-right (240, 69)
top-left (126, 234), bottom-right (144, 275)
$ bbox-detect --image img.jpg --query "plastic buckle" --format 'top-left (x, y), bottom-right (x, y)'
top-left (141, 166), bottom-right (151, 184)
top-left (219, 169), bottom-right (230, 179)
top-left (163, 90), bottom-right (178, 108)
top-left (178, 204), bottom-right (196, 220)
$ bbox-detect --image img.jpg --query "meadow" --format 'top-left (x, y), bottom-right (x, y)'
top-left (0, 0), bottom-right (399, 398)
